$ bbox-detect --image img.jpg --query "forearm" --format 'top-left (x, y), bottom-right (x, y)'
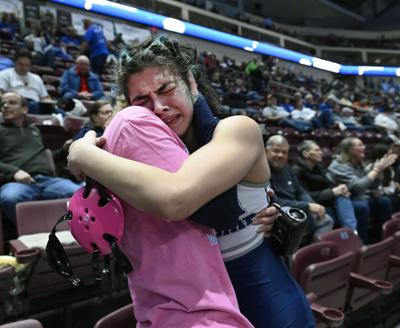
top-left (70, 116), bottom-right (262, 220)
top-left (350, 175), bottom-right (374, 195)
top-left (71, 141), bottom-right (184, 219)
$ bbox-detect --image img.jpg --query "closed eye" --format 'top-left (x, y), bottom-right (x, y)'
top-left (131, 96), bottom-right (149, 107)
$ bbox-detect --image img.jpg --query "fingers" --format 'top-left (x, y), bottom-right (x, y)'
top-left (83, 130), bottom-right (97, 142)
top-left (95, 136), bottom-right (107, 147)
top-left (255, 206), bottom-right (277, 219)
top-left (253, 206), bottom-right (279, 238)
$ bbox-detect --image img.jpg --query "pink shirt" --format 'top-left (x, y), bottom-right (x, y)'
top-left (103, 106), bottom-right (253, 328)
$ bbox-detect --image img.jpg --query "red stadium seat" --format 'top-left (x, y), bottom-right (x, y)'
top-left (319, 228), bottom-right (394, 311)
top-left (382, 218), bottom-right (400, 286)
top-left (26, 114), bottom-right (60, 126)
top-left (292, 241), bottom-right (352, 326)
top-left (94, 304), bottom-right (136, 328)
top-left (63, 116), bottom-right (90, 137)
top-left (35, 125), bottom-right (68, 150)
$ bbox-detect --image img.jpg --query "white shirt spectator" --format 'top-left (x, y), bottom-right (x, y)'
top-left (291, 106), bottom-right (316, 121)
top-left (374, 113), bottom-right (399, 132)
top-left (262, 105), bottom-right (289, 120)
top-left (0, 68), bottom-right (48, 102)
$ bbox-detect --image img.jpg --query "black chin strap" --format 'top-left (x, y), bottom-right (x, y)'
top-left (110, 239), bottom-right (133, 274)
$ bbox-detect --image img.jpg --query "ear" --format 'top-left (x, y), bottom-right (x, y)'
top-left (22, 105), bottom-right (28, 115)
top-left (187, 70), bottom-right (199, 101)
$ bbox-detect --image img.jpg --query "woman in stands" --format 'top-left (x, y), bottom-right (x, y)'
top-left (327, 137), bottom-right (397, 243)
top-left (74, 100), bottom-right (112, 140)
top-left (68, 35), bottom-right (315, 327)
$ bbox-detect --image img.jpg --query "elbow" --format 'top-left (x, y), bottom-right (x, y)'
top-left (156, 187), bottom-right (193, 221)
top-left (159, 198), bottom-right (192, 221)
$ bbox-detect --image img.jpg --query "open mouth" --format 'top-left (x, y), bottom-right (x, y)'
top-left (163, 114), bottom-right (180, 126)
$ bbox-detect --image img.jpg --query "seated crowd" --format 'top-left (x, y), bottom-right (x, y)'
top-left (0, 8), bottom-right (399, 247)
top-left (0, 7), bottom-right (399, 328)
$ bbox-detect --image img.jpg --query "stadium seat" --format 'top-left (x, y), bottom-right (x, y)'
top-left (0, 319), bottom-right (43, 328)
top-left (319, 228), bottom-right (394, 311)
top-left (8, 199), bottom-right (121, 315)
top-left (382, 218), bottom-right (400, 286)
top-left (292, 241), bottom-right (352, 326)
top-left (26, 115), bottom-right (60, 126)
top-left (0, 266), bottom-right (15, 323)
top-left (63, 116), bottom-right (90, 137)
top-left (30, 66), bottom-right (54, 76)
top-left (35, 125), bottom-right (68, 150)
top-left (391, 211), bottom-right (400, 220)
top-left (80, 100), bottom-right (96, 113)
top-left (14, 199), bottom-right (68, 237)
top-left (94, 304), bottom-right (136, 328)
top-left (41, 75), bottom-right (61, 88)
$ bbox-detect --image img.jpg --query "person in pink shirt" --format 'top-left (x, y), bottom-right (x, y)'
top-left (100, 105), bottom-right (253, 327)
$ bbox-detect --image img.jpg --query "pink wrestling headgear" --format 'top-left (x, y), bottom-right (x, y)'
top-left (46, 179), bottom-right (132, 286)
top-left (68, 183), bottom-right (124, 255)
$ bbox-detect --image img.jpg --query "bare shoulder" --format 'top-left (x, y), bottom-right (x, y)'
top-left (214, 115), bottom-right (262, 140)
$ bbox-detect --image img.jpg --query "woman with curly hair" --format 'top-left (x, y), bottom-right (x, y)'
top-left (68, 35), bottom-right (314, 327)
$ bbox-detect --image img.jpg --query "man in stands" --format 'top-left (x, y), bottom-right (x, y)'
top-left (266, 135), bottom-right (334, 242)
top-left (81, 18), bottom-right (109, 76)
top-left (0, 91), bottom-right (80, 225)
top-left (0, 48), bottom-right (51, 114)
top-left (60, 55), bottom-right (104, 101)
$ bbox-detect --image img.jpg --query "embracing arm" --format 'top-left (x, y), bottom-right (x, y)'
top-left (68, 116), bottom-right (265, 220)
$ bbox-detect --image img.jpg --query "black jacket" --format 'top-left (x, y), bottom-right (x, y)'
top-left (269, 164), bottom-right (313, 216)
top-left (291, 158), bottom-right (334, 206)
top-left (0, 121), bottom-right (53, 182)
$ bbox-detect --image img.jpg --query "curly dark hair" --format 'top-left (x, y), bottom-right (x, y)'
top-left (115, 35), bottom-right (220, 114)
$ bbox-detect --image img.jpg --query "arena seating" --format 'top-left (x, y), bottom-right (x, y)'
top-left (63, 116), bottom-right (90, 137)
top-left (94, 303), bottom-right (135, 328)
top-left (319, 228), bottom-right (394, 326)
top-left (0, 266), bottom-right (15, 323)
top-left (292, 241), bottom-right (351, 326)
top-left (382, 218), bottom-right (400, 286)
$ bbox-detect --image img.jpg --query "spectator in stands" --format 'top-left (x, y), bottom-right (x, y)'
top-left (333, 106), bottom-right (364, 131)
top-left (0, 48), bottom-right (51, 114)
top-left (374, 103), bottom-right (399, 142)
top-left (67, 35), bottom-right (315, 328)
top-left (0, 12), bottom-right (18, 40)
top-left (366, 143), bottom-right (400, 213)
top-left (327, 137), bottom-right (397, 243)
top-left (292, 140), bottom-right (369, 242)
top-left (304, 93), bottom-right (317, 110)
top-left (60, 26), bottom-right (81, 47)
top-left (81, 18), bottom-right (109, 76)
top-left (0, 91), bottom-right (80, 224)
top-left (60, 55), bottom-right (104, 101)
top-left (56, 97), bottom-right (87, 117)
top-left (262, 94), bottom-right (289, 122)
top-left (281, 96), bottom-right (294, 112)
top-left (24, 20), bottom-right (55, 67)
top-left (280, 99), bottom-right (316, 132)
top-left (266, 135), bottom-right (334, 241)
top-left (74, 100), bottom-right (112, 140)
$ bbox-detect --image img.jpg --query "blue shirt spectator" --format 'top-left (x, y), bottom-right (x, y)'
top-left (82, 19), bottom-right (109, 75)
top-left (0, 56), bottom-right (13, 71)
top-left (60, 55), bottom-right (104, 101)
